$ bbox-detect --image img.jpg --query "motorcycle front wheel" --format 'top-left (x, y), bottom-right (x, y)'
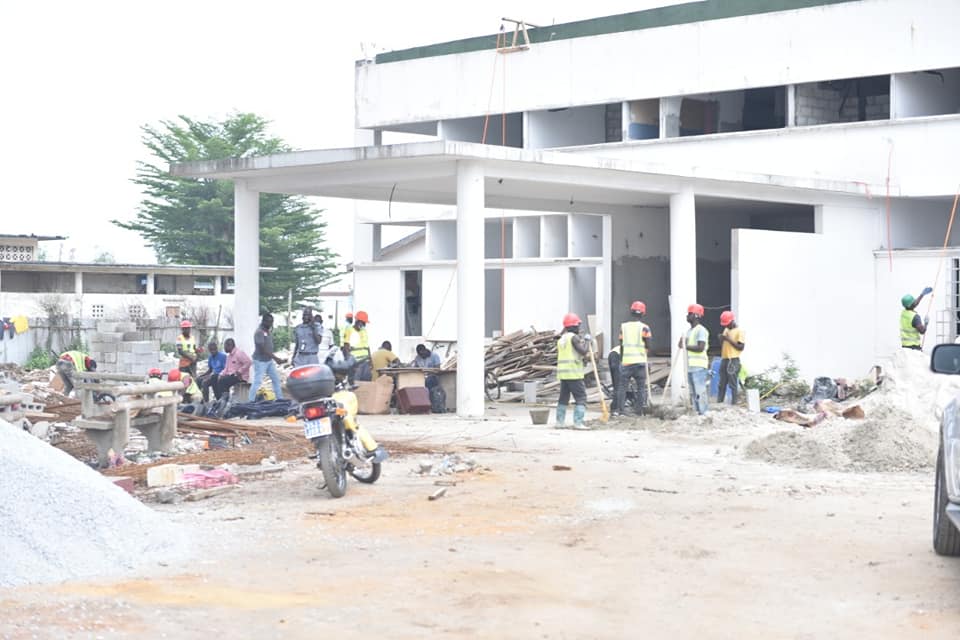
top-left (316, 434), bottom-right (347, 498)
top-left (350, 461), bottom-right (381, 484)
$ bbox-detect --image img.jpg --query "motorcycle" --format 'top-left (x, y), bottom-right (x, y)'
top-left (288, 364), bottom-right (384, 498)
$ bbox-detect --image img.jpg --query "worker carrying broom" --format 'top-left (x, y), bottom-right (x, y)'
top-left (900, 286), bottom-right (933, 350)
top-left (555, 313), bottom-right (591, 430)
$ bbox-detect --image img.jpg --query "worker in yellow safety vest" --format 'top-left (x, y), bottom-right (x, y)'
top-left (900, 287), bottom-right (932, 350)
top-left (555, 312), bottom-right (591, 430)
top-left (679, 303), bottom-right (710, 416)
top-left (167, 368), bottom-right (200, 403)
top-left (56, 351), bottom-right (97, 396)
top-left (176, 320), bottom-right (198, 377)
top-left (341, 312), bottom-right (354, 347)
top-left (350, 311), bottom-right (371, 361)
top-left (618, 300), bottom-right (653, 416)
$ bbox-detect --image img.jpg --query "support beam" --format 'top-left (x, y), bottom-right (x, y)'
top-left (74, 271), bottom-right (82, 296)
top-left (234, 180), bottom-right (260, 354)
top-left (669, 187), bottom-right (697, 402)
top-left (456, 161), bottom-right (485, 417)
top-left (786, 84), bottom-right (797, 127)
top-left (146, 272), bottom-right (155, 295)
top-left (660, 97), bottom-right (682, 139)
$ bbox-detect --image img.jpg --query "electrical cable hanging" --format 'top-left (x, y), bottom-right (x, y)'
top-left (921, 186), bottom-right (960, 348)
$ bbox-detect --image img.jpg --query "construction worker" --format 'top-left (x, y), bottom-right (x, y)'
top-left (555, 312), bottom-right (591, 430)
top-left (900, 286), bottom-right (933, 350)
top-left (56, 350), bottom-right (96, 396)
top-left (147, 368), bottom-right (174, 398)
top-left (350, 311), bottom-right (371, 362)
top-left (618, 300), bottom-right (652, 416)
top-left (167, 368), bottom-right (200, 403)
top-left (718, 310), bottom-right (745, 404)
top-left (342, 312), bottom-right (355, 347)
top-left (679, 303), bottom-right (710, 416)
top-left (176, 320), bottom-right (198, 377)
top-left (249, 312), bottom-right (286, 402)
top-left (293, 308), bottom-right (324, 366)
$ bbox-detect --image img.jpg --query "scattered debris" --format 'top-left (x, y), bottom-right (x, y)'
top-left (184, 484), bottom-right (238, 502)
top-left (642, 487), bottom-right (679, 495)
top-left (428, 487), bottom-right (448, 501)
top-left (412, 454), bottom-right (487, 476)
top-left (552, 464), bottom-right (572, 471)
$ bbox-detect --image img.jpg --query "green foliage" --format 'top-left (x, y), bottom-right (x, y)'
top-left (25, 346), bottom-right (56, 371)
top-left (272, 326), bottom-right (293, 351)
top-left (160, 343), bottom-right (176, 354)
top-left (743, 353), bottom-right (810, 399)
top-left (64, 337), bottom-right (88, 353)
top-left (114, 113), bottom-right (338, 310)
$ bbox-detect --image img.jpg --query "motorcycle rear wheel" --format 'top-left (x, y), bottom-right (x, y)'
top-left (317, 434), bottom-right (347, 498)
top-left (350, 462), bottom-right (381, 484)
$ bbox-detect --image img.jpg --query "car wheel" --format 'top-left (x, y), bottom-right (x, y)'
top-left (933, 445), bottom-right (960, 556)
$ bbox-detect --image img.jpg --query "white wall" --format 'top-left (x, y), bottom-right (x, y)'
top-left (514, 216), bottom-right (540, 258)
top-left (525, 105), bottom-right (607, 150)
top-left (352, 269), bottom-right (403, 350)
top-left (541, 216), bottom-right (568, 258)
top-left (426, 220), bottom-right (457, 260)
top-left (0, 291), bottom-right (235, 325)
top-left (888, 199), bottom-right (960, 249)
top-left (733, 203), bottom-right (881, 380)
top-left (575, 116), bottom-right (960, 198)
top-left (421, 266), bottom-right (458, 340)
top-left (503, 266), bottom-right (569, 334)
top-left (439, 114), bottom-right (522, 147)
top-left (356, 0), bottom-right (960, 128)
top-left (893, 69), bottom-right (960, 118)
top-left (569, 214), bottom-right (603, 257)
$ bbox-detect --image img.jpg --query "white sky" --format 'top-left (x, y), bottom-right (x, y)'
top-left (1, 0), bottom-right (678, 265)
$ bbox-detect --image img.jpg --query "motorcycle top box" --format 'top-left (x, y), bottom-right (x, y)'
top-left (286, 364), bottom-right (336, 401)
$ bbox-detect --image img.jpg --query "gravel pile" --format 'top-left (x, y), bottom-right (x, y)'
top-left (0, 420), bottom-right (185, 588)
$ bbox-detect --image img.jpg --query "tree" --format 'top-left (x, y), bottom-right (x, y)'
top-left (92, 250), bottom-right (115, 264)
top-left (114, 113), bottom-right (338, 310)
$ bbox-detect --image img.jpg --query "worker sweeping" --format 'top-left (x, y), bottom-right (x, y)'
top-left (56, 350), bottom-right (96, 396)
top-left (679, 303), bottom-right (710, 415)
top-left (618, 300), bottom-right (652, 416)
top-left (718, 310), bottom-right (745, 404)
top-left (900, 287), bottom-right (933, 350)
top-left (555, 313), bottom-right (591, 430)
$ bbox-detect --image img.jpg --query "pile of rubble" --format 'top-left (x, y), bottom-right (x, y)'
top-left (0, 418), bottom-right (185, 587)
top-left (412, 454), bottom-right (488, 476)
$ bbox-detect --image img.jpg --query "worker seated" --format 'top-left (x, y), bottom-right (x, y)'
top-left (167, 368), bottom-right (200, 404)
top-left (411, 343), bottom-right (442, 389)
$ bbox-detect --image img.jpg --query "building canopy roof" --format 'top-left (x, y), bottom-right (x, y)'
top-left (172, 140), bottom-right (880, 212)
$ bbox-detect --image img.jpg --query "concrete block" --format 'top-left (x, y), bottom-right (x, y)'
top-left (100, 352), bottom-right (117, 364)
top-left (115, 322), bottom-right (137, 333)
top-left (117, 343), bottom-right (135, 352)
top-left (147, 464), bottom-right (184, 487)
top-left (96, 322), bottom-right (118, 333)
top-left (130, 341), bottom-right (157, 354)
top-left (94, 332), bottom-right (124, 343)
top-left (88, 341), bottom-right (110, 354)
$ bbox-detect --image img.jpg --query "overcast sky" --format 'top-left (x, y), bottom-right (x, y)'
top-left (2, 0), bottom-right (677, 265)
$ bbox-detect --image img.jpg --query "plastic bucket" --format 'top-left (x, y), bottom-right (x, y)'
top-left (529, 408), bottom-right (550, 425)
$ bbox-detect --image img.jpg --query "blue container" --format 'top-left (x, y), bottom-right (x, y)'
top-left (709, 357), bottom-right (734, 404)
top-left (627, 123), bottom-right (659, 140)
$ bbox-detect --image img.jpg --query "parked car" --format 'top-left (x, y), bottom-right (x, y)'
top-left (930, 344), bottom-right (960, 556)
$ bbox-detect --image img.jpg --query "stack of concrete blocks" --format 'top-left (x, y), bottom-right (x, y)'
top-left (88, 321), bottom-right (165, 376)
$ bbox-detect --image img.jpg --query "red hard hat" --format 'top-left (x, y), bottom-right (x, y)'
top-left (148, 368), bottom-right (162, 377)
top-left (630, 300), bottom-right (646, 314)
top-left (562, 313), bottom-right (582, 328)
top-left (167, 369), bottom-right (182, 382)
top-left (345, 312), bottom-right (353, 319)
top-left (720, 311), bottom-right (735, 326)
top-left (355, 310), bottom-right (369, 323)
top-left (687, 304), bottom-right (705, 317)
top-left (180, 320), bottom-right (192, 328)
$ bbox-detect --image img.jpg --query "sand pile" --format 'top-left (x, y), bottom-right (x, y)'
top-left (864, 348), bottom-right (960, 432)
top-left (745, 404), bottom-right (936, 472)
top-left (0, 420), bottom-right (185, 588)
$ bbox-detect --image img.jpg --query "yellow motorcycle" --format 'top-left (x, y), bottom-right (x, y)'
top-left (288, 365), bottom-right (387, 498)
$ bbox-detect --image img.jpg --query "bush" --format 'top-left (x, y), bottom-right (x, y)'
top-left (272, 326), bottom-right (293, 351)
top-left (743, 353), bottom-right (809, 399)
top-left (25, 346), bottom-right (56, 371)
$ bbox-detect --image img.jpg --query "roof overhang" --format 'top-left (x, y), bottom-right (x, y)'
top-left (0, 262), bottom-right (274, 276)
top-left (172, 140), bottom-right (883, 211)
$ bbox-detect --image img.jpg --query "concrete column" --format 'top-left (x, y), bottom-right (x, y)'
top-left (456, 160), bottom-right (485, 417)
top-left (234, 180), bottom-right (260, 353)
top-left (146, 272), bottom-right (155, 295)
top-left (213, 274), bottom-right (222, 296)
top-left (786, 85), bottom-right (797, 127)
top-left (669, 187), bottom-right (697, 401)
top-left (660, 97), bottom-right (682, 139)
top-left (74, 272), bottom-right (83, 296)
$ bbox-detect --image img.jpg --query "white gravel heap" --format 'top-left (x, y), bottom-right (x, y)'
top-left (0, 420), bottom-right (184, 588)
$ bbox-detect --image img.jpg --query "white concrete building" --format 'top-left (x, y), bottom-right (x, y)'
top-left (176, 0), bottom-right (960, 416)
top-left (0, 260), bottom-right (237, 325)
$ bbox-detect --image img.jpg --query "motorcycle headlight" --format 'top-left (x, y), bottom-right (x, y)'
top-left (944, 399), bottom-right (960, 501)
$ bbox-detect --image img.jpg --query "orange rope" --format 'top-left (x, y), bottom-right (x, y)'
top-left (885, 145), bottom-right (894, 272)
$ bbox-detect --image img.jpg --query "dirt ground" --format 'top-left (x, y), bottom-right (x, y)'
top-left (2, 403), bottom-right (959, 639)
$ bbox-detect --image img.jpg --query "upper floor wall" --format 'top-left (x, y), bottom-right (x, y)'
top-left (355, 0), bottom-right (960, 129)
